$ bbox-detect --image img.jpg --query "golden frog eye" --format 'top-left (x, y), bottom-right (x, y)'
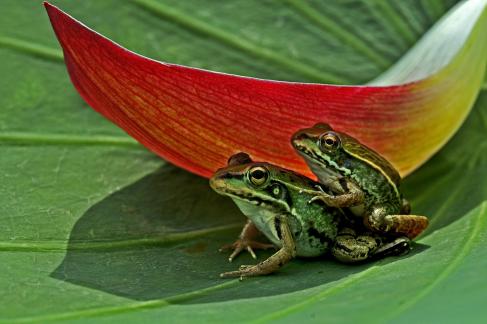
top-left (248, 166), bottom-right (269, 187)
top-left (319, 131), bottom-right (341, 152)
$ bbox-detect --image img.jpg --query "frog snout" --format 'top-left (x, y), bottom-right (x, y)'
top-left (209, 169), bottom-right (227, 191)
top-left (291, 130), bottom-right (310, 148)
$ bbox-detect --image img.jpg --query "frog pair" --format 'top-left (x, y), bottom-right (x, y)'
top-left (210, 123), bottom-right (428, 278)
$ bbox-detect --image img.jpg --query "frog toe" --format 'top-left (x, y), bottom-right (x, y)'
top-left (219, 239), bottom-right (275, 262)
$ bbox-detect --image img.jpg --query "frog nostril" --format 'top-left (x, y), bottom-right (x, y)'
top-left (291, 131), bottom-right (308, 145)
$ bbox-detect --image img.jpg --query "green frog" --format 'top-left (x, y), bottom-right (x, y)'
top-left (210, 152), bottom-right (410, 278)
top-left (291, 123), bottom-right (428, 239)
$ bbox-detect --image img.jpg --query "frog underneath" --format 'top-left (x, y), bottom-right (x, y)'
top-left (210, 152), bottom-right (410, 278)
top-left (292, 123), bottom-right (428, 239)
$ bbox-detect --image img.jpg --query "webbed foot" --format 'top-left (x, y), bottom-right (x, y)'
top-left (219, 239), bottom-right (275, 262)
top-left (220, 216), bottom-right (296, 279)
top-left (366, 208), bottom-right (429, 238)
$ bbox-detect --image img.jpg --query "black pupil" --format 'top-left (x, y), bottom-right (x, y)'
top-left (326, 138), bottom-right (335, 146)
top-left (252, 170), bottom-right (265, 179)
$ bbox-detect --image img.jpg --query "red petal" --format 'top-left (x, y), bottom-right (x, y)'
top-left (43, 2), bottom-right (484, 178)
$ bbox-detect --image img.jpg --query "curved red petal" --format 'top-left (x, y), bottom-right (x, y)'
top-left (43, 2), bottom-right (486, 178)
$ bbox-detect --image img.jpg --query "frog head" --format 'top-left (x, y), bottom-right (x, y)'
top-left (210, 153), bottom-right (296, 214)
top-left (291, 123), bottom-right (401, 188)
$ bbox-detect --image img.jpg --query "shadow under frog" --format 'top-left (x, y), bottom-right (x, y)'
top-left (51, 164), bottom-right (427, 303)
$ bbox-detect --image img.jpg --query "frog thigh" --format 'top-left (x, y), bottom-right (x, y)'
top-left (385, 214), bottom-right (429, 239)
top-left (332, 228), bottom-right (378, 263)
top-left (366, 207), bottom-right (429, 239)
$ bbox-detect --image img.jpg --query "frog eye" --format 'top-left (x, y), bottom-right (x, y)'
top-left (248, 166), bottom-right (269, 187)
top-left (319, 131), bottom-right (341, 152)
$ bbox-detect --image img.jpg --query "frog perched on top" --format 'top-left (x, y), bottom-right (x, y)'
top-left (210, 152), bottom-right (410, 278)
top-left (291, 123), bottom-right (428, 239)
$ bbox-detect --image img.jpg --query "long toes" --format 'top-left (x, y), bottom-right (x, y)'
top-left (308, 196), bottom-right (320, 204)
top-left (246, 246), bottom-right (257, 259)
top-left (228, 246), bottom-right (244, 262)
top-left (220, 271), bottom-right (239, 278)
top-left (220, 268), bottom-right (252, 278)
top-left (252, 242), bottom-right (275, 250)
top-left (219, 243), bottom-right (234, 252)
top-left (239, 264), bottom-right (254, 270)
top-left (315, 184), bottom-right (325, 193)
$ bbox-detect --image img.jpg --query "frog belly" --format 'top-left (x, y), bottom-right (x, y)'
top-left (232, 200), bottom-right (282, 247)
top-left (232, 200), bottom-right (331, 257)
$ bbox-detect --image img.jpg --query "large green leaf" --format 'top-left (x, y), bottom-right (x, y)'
top-left (1, 0), bottom-right (487, 322)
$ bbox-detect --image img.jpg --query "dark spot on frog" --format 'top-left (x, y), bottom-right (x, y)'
top-left (275, 217), bottom-right (282, 239)
top-left (182, 242), bottom-right (208, 254)
top-left (307, 227), bottom-right (330, 245)
top-left (336, 242), bottom-right (353, 253)
top-left (220, 172), bottom-right (244, 180)
top-left (338, 177), bottom-right (348, 191)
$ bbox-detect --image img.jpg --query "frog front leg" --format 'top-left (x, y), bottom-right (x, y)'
top-left (220, 219), bottom-right (275, 262)
top-left (365, 207), bottom-right (429, 239)
top-left (220, 216), bottom-right (296, 278)
top-left (306, 177), bottom-right (364, 207)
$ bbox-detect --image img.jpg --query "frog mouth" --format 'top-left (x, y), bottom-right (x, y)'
top-left (219, 188), bottom-right (290, 214)
top-left (296, 149), bottom-right (342, 181)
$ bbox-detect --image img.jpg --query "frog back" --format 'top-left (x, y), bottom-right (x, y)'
top-left (341, 133), bottom-right (401, 187)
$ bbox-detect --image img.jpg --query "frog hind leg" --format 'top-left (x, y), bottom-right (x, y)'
top-left (366, 207), bottom-right (429, 239)
top-left (219, 219), bottom-right (275, 262)
top-left (371, 236), bottom-right (411, 259)
top-left (332, 229), bottom-right (411, 263)
top-left (220, 216), bottom-right (296, 278)
top-left (401, 198), bottom-right (411, 214)
top-left (331, 228), bottom-right (379, 263)
top-left (307, 178), bottom-right (364, 208)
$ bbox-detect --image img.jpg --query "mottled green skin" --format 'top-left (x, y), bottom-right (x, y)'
top-left (292, 124), bottom-right (403, 216)
top-left (210, 162), bottom-right (343, 257)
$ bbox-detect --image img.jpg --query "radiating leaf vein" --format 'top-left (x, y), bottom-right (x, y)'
top-left (284, 0), bottom-right (391, 68)
top-left (0, 132), bottom-right (139, 148)
top-left (130, 0), bottom-right (348, 84)
top-left (0, 36), bottom-right (62, 62)
top-left (0, 223), bottom-right (241, 252)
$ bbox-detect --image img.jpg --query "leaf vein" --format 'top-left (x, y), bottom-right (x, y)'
top-left (0, 132), bottom-right (140, 148)
top-left (9, 280), bottom-right (240, 323)
top-left (131, 0), bottom-right (347, 84)
top-left (284, 0), bottom-right (391, 68)
top-left (372, 1), bottom-right (418, 45)
top-left (0, 36), bottom-right (63, 62)
top-left (0, 223), bottom-right (241, 252)
top-left (250, 266), bottom-right (379, 323)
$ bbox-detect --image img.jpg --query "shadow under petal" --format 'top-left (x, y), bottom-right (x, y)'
top-left (51, 164), bottom-right (427, 303)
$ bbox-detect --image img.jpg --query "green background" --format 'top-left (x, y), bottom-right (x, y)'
top-left (1, 0), bottom-right (487, 322)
